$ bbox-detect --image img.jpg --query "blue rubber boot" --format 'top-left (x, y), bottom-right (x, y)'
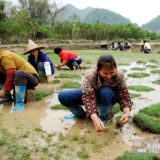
top-left (12, 85), bottom-right (26, 112)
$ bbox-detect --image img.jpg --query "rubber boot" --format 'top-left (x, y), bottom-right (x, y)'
top-left (12, 85), bottom-right (26, 112)
top-left (72, 61), bottom-right (80, 70)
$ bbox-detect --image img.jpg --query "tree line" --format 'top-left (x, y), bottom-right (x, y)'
top-left (0, 0), bottom-right (160, 43)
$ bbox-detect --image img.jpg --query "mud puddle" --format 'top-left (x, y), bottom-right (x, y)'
top-left (119, 62), bottom-right (160, 153)
top-left (0, 61), bottom-right (160, 159)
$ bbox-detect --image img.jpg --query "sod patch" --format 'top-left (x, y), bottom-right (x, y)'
top-left (128, 85), bottom-right (154, 92)
top-left (113, 103), bottom-right (120, 114)
top-left (52, 79), bottom-right (60, 84)
top-left (61, 82), bottom-right (81, 89)
top-left (50, 104), bottom-right (67, 110)
top-left (139, 103), bottom-right (160, 118)
top-left (130, 92), bottom-right (141, 98)
top-left (127, 72), bottom-right (150, 78)
top-left (136, 60), bottom-right (146, 64)
top-left (148, 59), bottom-right (158, 63)
top-left (55, 73), bottom-right (80, 78)
top-left (146, 64), bottom-right (158, 69)
top-left (151, 69), bottom-right (160, 74)
top-left (133, 103), bottom-right (160, 133)
top-left (117, 152), bottom-right (155, 160)
top-left (152, 79), bottom-right (160, 85)
top-left (36, 89), bottom-right (53, 101)
top-left (131, 67), bottom-right (146, 71)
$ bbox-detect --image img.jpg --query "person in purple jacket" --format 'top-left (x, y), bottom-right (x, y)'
top-left (24, 39), bottom-right (55, 83)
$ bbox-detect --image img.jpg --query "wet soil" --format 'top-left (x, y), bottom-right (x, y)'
top-left (1, 61), bottom-right (160, 159)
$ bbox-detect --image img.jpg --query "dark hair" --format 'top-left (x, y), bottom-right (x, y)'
top-left (54, 47), bottom-right (62, 54)
top-left (97, 54), bottom-right (117, 70)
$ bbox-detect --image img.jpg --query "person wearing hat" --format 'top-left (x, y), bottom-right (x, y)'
top-left (54, 47), bottom-right (82, 70)
top-left (24, 39), bottom-right (55, 83)
top-left (0, 49), bottom-right (39, 111)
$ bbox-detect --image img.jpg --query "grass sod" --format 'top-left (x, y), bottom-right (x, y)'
top-left (148, 59), bottom-right (159, 63)
top-left (130, 92), bottom-right (141, 98)
top-left (133, 113), bottom-right (160, 133)
top-left (128, 85), bottom-right (154, 92)
top-left (136, 60), bottom-right (146, 64)
top-left (131, 67), bottom-right (146, 71)
top-left (151, 69), bottom-right (160, 74)
top-left (127, 72), bottom-right (150, 78)
top-left (52, 79), bottom-right (60, 84)
top-left (146, 64), bottom-right (158, 69)
top-left (50, 104), bottom-right (67, 110)
top-left (133, 103), bottom-right (160, 133)
top-left (152, 79), bottom-right (160, 84)
top-left (36, 89), bottom-right (53, 101)
top-left (61, 81), bottom-right (81, 89)
top-left (139, 103), bottom-right (160, 118)
top-left (117, 152), bottom-right (155, 160)
top-left (55, 73), bottom-right (80, 78)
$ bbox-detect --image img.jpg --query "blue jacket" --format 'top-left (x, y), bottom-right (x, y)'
top-left (28, 50), bottom-right (55, 74)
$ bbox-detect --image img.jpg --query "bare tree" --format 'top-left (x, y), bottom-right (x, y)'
top-left (47, 0), bottom-right (65, 26)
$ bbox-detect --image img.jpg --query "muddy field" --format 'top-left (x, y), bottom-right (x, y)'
top-left (0, 49), bottom-right (160, 160)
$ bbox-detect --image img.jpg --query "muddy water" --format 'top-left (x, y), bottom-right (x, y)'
top-left (119, 62), bottom-right (160, 153)
top-left (0, 62), bottom-right (160, 159)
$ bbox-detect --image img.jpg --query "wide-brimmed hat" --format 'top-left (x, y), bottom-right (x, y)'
top-left (23, 39), bottom-right (45, 54)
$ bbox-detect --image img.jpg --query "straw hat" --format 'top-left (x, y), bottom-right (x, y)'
top-left (23, 39), bottom-right (45, 54)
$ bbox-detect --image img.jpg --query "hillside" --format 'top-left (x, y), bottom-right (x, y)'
top-left (85, 8), bottom-right (130, 24)
top-left (58, 4), bottom-right (131, 24)
top-left (142, 15), bottom-right (160, 32)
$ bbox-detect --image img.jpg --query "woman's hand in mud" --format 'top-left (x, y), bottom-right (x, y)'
top-left (119, 107), bottom-right (130, 126)
top-left (91, 113), bottom-right (105, 132)
top-left (0, 89), bottom-right (5, 98)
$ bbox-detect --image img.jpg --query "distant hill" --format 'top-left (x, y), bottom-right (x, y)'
top-left (57, 4), bottom-right (92, 21)
top-left (57, 4), bottom-right (131, 24)
top-left (85, 8), bottom-right (130, 24)
top-left (142, 16), bottom-right (160, 32)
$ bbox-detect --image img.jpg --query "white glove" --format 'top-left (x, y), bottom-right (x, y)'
top-left (44, 62), bottom-right (52, 76)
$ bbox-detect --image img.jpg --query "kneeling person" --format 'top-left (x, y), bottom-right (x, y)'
top-left (54, 47), bottom-right (82, 70)
top-left (24, 39), bottom-right (55, 83)
top-left (0, 49), bottom-right (39, 111)
top-left (58, 54), bottom-right (132, 132)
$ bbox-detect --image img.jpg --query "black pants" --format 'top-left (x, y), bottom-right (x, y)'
top-left (0, 70), bottom-right (39, 90)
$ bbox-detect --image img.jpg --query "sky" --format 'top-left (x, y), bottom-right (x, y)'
top-left (61, 0), bottom-right (160, 26)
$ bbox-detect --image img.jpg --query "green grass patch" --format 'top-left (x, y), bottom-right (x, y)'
top-left (61, 82), bottom-right (81, 89)
top-left (139, 103), bottom-right (160, 118)
top-left (130, 92), bottom-right (141, 98)
top-left (52, 79), bottom-right (60, 84)
top-left (55, 73), bottom-right (80, 78)
top-left (148, 59), bottom-right (158, 63)
top-left (136, 60), bottom-right (146, 64)
top-left (77, 147), bottom-right (89, 159)
top-left (36, 89), bottom-right (53, 101)
top-left (117, 152), bottom-right (155, 160)
top-left (127, 72), bottom-right (150, 78)
top-left (118, 62), bottom-right (130, 66)
top-left (113, 103), bottom-right (120, 114)
top-left (50, 104), bottom-right (67, 110)
top-left (146, 64), bottom-right (158, 69)
top-left (151, 69), bottom-right (160, 74)
top-left (133, 113), bottom-right (160, 133)
top-left (133, 103), bottom-right (160, 133)
top-left (152, 79), bottom-right (160, 84)
top-left (131, 67), bottom-right (146, 71)
top-left (128, 85), bottom-right (154, 92)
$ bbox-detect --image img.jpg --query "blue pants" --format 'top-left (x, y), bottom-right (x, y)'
top-left (37, 62), bottom-right (54, 77)
top-left (58, 87), bottom-right (117, 120)
top-left (67, 58), bottom-right (82, 70)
